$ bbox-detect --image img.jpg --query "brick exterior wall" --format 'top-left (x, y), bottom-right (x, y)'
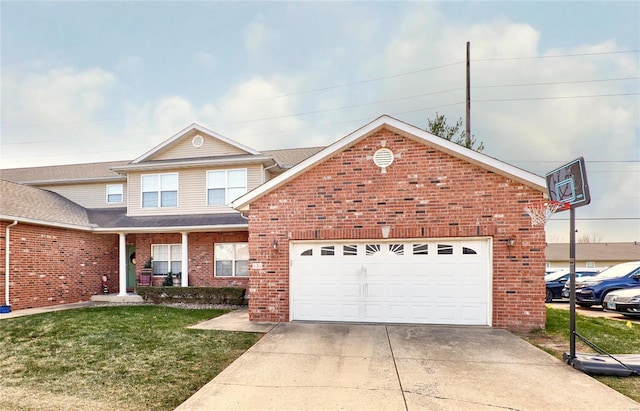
top-left (132, 231), bottom-right (249, 287)
top-left (0, 221), bottom-right (119, 310)
top-left (0, 222), bottom-right (248, 311)
top-left (246, 128), bottom-right (547, 331)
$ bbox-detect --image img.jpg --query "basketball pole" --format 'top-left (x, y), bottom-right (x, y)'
top-left (569, 206), bottom-right (576, 362)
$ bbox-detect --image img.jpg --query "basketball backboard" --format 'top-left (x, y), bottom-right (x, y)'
top-left (545, 157), bottom-right (590, 209)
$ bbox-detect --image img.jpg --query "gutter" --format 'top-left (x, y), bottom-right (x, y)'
top-left (2, 221), bottom-right (17, 313)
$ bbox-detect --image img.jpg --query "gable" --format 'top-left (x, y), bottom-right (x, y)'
top-left (233, 115), bottom-right (546, 212)
top-left (132, 123), bottom-right (261, 164)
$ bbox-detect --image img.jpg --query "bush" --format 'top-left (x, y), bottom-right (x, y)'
top-left (135, 286), bottom-right (246, 305)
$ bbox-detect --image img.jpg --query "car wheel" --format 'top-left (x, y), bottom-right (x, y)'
top-left (545, 289), bottom-right (553, 303)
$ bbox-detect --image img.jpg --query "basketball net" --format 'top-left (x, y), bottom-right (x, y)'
top-left (524, 201), bottom-right (568, 226)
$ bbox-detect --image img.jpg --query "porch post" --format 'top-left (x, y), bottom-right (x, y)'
top-left (118, 233), bottom-right (127, 296)
top-left (181, 232), bottom-right (189, 287)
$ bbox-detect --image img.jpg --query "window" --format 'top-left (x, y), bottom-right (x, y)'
top-left (151, 244), bottom-right (181, 275)
top-left (207, 169), bottom-right (247, 205)
top-left (463, 247), bottom-right (477, 255)
top-left (215, 243), bottom-right (249, 277)
top-left (437, 244), bottom-right (453, 255)
top-left (413, 244), bottom-right (429, 255)
top-left (586, 261), bottom-right (596, 268)
top-left (343, 245), bottom-right (358, 256)
top-left (389, 244), bottom-right (404, 256)
top-left (106, 184), bottom-right (123, 204)
top-left (366, 244), bottom-right (381, 256)
top-left (142, 173), bottom-right (178, 208)
top-left (321, 246), bottom-right (335, 256)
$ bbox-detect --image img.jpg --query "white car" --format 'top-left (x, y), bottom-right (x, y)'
top-left (603, 287), bottom-right (640, 318)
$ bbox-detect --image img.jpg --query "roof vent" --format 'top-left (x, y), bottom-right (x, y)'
top-left (192, 135), bottom-right (204, 148)
top-left (373, 148), bottom-right (394, 173)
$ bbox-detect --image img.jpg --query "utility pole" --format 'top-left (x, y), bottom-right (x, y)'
top-left (465, 41), bottom-right (471, 148)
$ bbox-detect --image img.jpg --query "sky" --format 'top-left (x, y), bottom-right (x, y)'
top-left (1, 1), bottom-right (639, 243)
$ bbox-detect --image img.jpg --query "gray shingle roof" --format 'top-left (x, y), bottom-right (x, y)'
top-left (262, 147), bottom-right (325, 168)
top-left (0, 180), bottom-right (247, 231)
top-left (0, 147), bottom-right (322, 185)
top-left (87, 208), bottom-right (247, 229)
top-left (0, 160), bottom-right (129, 184)
top-left (0, 180), bottom-right (92, 227)
top-left (546, 242), bottom-right (640, 261)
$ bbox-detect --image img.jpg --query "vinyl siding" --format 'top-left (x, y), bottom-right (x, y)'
top-left (127, 165), bottom-right (264, 216)
top-left (36, 182), bottom-right (127, 209)
top-left (150, 132), bottom-right (248, 161)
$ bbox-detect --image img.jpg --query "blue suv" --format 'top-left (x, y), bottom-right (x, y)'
top-left (562, 261), bottom-right (640, 307)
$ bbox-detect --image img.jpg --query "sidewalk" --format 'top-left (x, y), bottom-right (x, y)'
top-left (0, 301), bottom-right (98, 319)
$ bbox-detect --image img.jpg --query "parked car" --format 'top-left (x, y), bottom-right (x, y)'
top-left (603, 287), bottom-right (640, 317)
top-left (544, 268), bottom-right (600, 303)
top-left (561, 261), bottom-right (640, 307)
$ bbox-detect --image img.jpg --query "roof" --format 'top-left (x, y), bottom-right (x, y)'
top-left (131, 123), bottom-right (261, 163)
top-left (0, 149), bottom-right (321, 185)
top-left (0, 160), bottom-right (129, 185)
top-left (0, 180), bottom-right (92, 229)
top-left (263, 146), bottom-right (325, 168)
top-left (546, 242), bottom-right (640, 262)
top-left (233, 115), bottom-right (547, 212)
top-left (0, 180), bottom-right (247, 232)
top-left (87, 208), bottom-right (247, 233)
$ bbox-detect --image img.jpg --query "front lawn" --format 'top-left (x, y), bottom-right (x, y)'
top-left (521, 307), bottom-right (640, 402)
top-left (0, 305), bottom-right (262, 411)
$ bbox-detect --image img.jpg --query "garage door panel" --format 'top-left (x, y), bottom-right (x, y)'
top-left (291, 239), bottom-right (490, 326)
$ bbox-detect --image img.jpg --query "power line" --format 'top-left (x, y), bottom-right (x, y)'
top-left (475, 77), bottom-right (639, 89)
top-left (474, 49), bottom-right (640, 62)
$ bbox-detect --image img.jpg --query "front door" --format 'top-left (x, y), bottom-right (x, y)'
top-left (126, 245), bottom-right (136, 289)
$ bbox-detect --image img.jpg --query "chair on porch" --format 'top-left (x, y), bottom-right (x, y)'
top-left (137, 272), bottom-right (152, 286)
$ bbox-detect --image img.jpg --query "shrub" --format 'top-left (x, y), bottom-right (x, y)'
top-left (135, 286), bottom-right (246, 305)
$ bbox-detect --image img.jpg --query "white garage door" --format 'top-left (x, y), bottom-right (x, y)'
top-left (290, 239), bottom-right (491, 325)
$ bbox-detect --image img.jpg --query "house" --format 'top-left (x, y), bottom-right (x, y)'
top-left (546, 242), bottom-right (640, 271)
top-left (1, 115), bottom-right (548, 331)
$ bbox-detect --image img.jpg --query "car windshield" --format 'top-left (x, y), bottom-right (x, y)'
top-left (594, 263), bottom-right (640, 279)
top-left (545, 271), bottom-right (568, 281)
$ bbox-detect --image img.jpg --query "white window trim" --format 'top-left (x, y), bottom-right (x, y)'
top-left (151, 244), bottom-right (182, 276)
top-left (141, 172), bottom-right (179, 208)
top-left (206, 168), bottom-right (248, 206)
top-left (214, 242), bottom-right (249, 277)
top-left (106, 184), bottom-right (123, 204)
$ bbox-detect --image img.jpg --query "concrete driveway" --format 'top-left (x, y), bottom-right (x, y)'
top-left (176, 322), bottom-right (639, 411)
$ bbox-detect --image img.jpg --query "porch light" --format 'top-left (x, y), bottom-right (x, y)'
top-left (272, 239), bottom-right (279, 250)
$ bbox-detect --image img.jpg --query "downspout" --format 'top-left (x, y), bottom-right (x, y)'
top-left (4, 221), bottom-right (18, 311)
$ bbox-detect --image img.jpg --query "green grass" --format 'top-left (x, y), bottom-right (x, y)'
top-left (0, 306), bottom-right (262, 411)
top-left (523, 307), bottom-right (640, 402)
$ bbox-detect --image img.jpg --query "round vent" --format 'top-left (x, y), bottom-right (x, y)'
top-left (192, 135), bottom-right (204, 148)
top-left (373, 148), bottom-right (394, 169)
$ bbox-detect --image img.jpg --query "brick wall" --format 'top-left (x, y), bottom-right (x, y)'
top-left (246, 128), bottom-right (547, 331)
top-left (133, 231), bottom-right (249, 287)
top-left (0, 221), bottom-right (119, 310)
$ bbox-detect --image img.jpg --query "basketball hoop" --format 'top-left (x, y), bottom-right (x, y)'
top-left (524, 200), bottom-right (569, 226)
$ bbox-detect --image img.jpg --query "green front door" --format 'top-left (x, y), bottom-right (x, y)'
top-left (126, 245), bottom-right (136, 288)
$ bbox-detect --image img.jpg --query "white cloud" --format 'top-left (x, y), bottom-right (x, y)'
top-left (1, 66), bottom-right (118, 167)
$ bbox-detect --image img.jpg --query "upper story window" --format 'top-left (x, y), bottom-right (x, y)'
top-left (142, 173), bottom-right (178, 208)
top-left (207, 169), bottom-right (247, 206)
top-left (106, 184), bottom-right (123, 204)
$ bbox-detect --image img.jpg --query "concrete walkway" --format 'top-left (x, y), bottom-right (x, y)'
top-left (189, 307), bottom-right (278, 333)
top-left (0, 301), bottom-right (98, 319)
top-left (176, 322), bottom-right (639, 411)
